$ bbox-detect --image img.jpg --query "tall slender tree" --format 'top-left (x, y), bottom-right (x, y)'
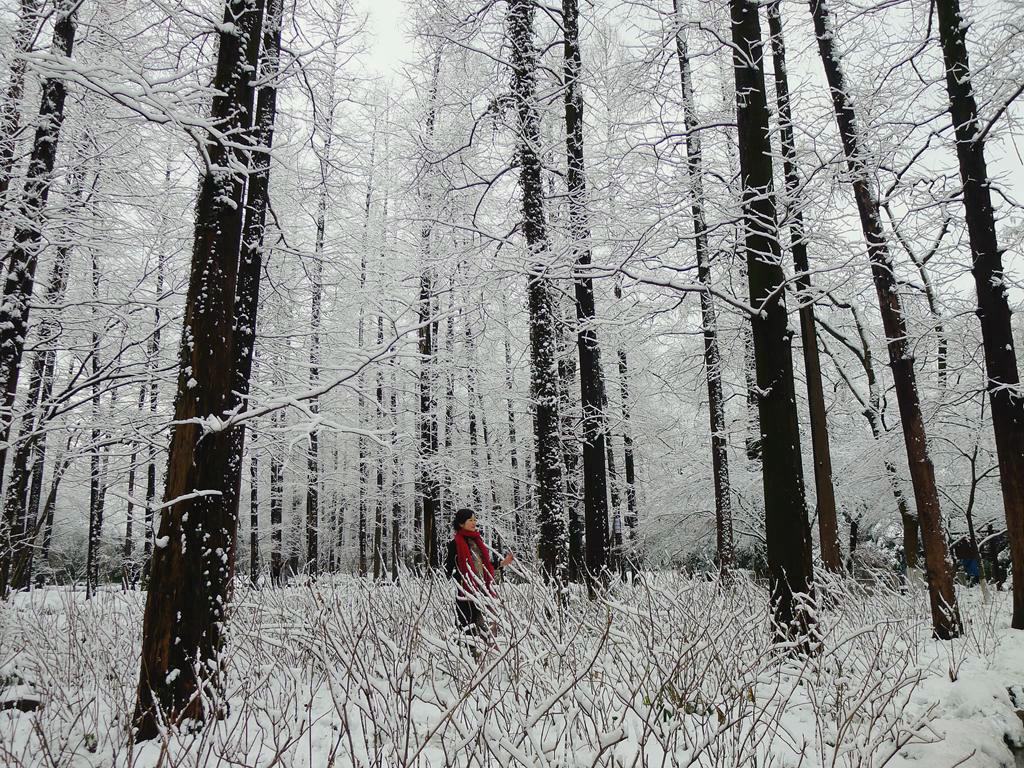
top-left (672, 6), bottom-right (734, 572)
top-left (507, 0), bottom-right (566, 579)
top-left (0, 0), bottom-right (77, 521)
top-left (562, 0), bottom-right (610, 589)
top-left (809, 0), bottom-right (960, 638)
top-left (0, 0), bottom-right (40, 216)
top-left (934, 0), bottom-right (1024, 629)
top-left (766, 0), bottom-right (840, 572)
top-left (730, 0), bottom-right (815, 644)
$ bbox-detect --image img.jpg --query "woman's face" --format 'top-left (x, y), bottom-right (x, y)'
top-left (461, 515), bottom-right (478, 532)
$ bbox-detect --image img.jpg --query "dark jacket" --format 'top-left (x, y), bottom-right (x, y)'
top-left (445, 538), bottom-right (501, 592)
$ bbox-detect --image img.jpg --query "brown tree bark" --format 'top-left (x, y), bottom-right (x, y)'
top-left (133, 0), bottom-right (272, 738)
top-left (935, 0), bottom-right (1024, 629)
top-left (809, 0), bottom-right (960, 638)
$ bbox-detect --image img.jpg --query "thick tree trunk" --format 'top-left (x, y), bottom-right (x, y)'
top-left (672, 7), bottom-right (734, 572)
top-left (563, 0), bottom-right (610, 589)
top-left (935, 0), bottom-right (1024, 629)
top-left (231, 0), bottom-right (281, 585)
top-left (810, 0), bottom-right (960, 638)
top-left (0, 2), bottom-right (76, 532)
top-left (133, 0), bottom-right (270, 738)
top-left (730, 0), bottom-right (815, 645)
top-left (508, 0), bottom-right (566, 579)
top-left (766, 0), bottom-right (840, 572)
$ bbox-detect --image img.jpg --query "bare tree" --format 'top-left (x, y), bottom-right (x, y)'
top-left (730, 0), bottom-right (815, 645)
top-left (808, 0), bottom-right (960, 638)
top-left (934, 0), bottom-right (1024, 630)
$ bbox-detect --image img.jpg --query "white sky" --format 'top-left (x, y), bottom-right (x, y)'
top-left (359, 0), bottom-right (408, 78)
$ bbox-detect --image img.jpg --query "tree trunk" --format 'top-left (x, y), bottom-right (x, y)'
top-left (270, 410), bottom-right (284, 583)
top-left (144, 176), bottom-right (167, 572)
top-left (390, 368), bottom-right (401, 580)
top-left (615, 283), bottom-right (638, 538)
top-left (249, 438), bottom-right (259, 583)
top-left (357, 132), bottom-right (376, 578)
top-left (672, 6), bottom-right (734, 572)
top-left (0, 0), bottom-right (40, 216)
top-left (730, 0), bottom-right (815, 645)
top-left (133, 0), bottom-right (272, 738)
top-left (809, 0), bottom-right (960, 638)
top-left (307, 167), bottom-right (324, 577)
top-left (0, 211), bottom-right (73, 594)
top-left (559, 313), bottom-right (583, 581)
top-left (935, 0), bottom-right (1024, 629)
top-left (0, 1), bottom-right (76, 529)
top-left (417, 50), bottom-right (442, 570)
top-left (563, 0), bottom-right (610, 590)
top-left (123, 383), bottom-right (147, 571)
top-left (374, 315), bottom-right (386, 580)
top-left (508, 0), bottom-right (566, 579)
top-left (766, 0), bottom-right (840, 572)
top-left (87, 248), bottom-right (104, 599)
top-left (504, 335), bottom-right (524, 541)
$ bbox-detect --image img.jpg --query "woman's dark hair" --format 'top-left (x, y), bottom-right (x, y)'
top-left (452, 508), bottom-right (475, 531)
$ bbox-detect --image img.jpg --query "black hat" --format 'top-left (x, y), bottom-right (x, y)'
top-left (452, 508), bottom-right (475, 530)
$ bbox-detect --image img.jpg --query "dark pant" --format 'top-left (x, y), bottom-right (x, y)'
top-left (456, 599), bottom-right (482, 636)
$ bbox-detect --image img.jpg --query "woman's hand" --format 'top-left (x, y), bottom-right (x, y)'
top-left (500, 552), bottom-right (514, 568)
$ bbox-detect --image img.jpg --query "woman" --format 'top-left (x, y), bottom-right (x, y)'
top-left (445, 508), bottom-right (514, 653)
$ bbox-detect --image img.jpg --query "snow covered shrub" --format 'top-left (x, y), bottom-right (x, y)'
top-left (0, 572), bottom-right (1021, 766)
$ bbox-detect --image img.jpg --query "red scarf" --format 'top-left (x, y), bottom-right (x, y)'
top-left (453, 529), bottom-right (495, 593)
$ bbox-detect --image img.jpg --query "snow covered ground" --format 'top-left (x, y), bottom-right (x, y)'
top-left (0, 573), bottom-right (1022, 767)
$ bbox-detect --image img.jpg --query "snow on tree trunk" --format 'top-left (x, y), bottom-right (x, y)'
top-left (730, 0), bottom-right (816, 647)
top-left (562, 0), bottom-right (610, 592)
top-left (507, 0), bottom-right (566, 580)
top-left (133, 0), bottom-right (273, 739)
top-left (0, 2), bottom-right (76, 589)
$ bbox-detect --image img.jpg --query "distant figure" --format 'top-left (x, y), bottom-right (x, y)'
top-left (952, 536), bottom-right (981, 586)
top-left (979, 523), bottom-right (1009, 590)
top-left (445, 508), bottom-right (514, 656)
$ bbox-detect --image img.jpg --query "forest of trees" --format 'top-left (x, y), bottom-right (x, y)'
top-left (0, 0), bottom-right (1021, 739)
